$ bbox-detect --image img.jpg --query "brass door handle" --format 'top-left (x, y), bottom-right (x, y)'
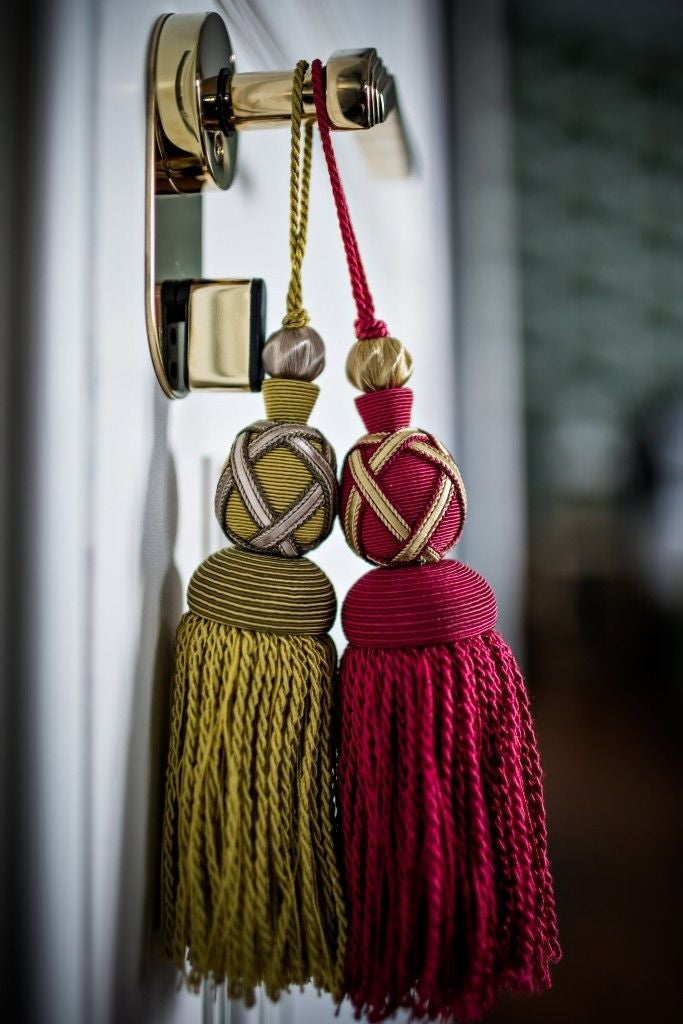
top-left (230, 51), bottom-right (413, 180)
top-left (153, 12), bottom-right (412, 194)
top-left (146, 12), bottom-right (413, 397)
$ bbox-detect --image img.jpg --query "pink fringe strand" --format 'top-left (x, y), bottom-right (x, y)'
top-left (338, 631), bottom-right (561, 1022)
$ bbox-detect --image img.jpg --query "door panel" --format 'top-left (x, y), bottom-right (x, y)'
top-left (36, 2), bottom-right (455, 1021)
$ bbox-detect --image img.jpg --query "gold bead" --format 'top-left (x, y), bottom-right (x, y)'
top-left (345, 336), bottom-right (414, 392)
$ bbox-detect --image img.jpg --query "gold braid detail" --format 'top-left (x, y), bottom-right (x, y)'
top-left (344, 429), bottom-right (467, 565)
top-left (282, 60), bottom-right (313, 329)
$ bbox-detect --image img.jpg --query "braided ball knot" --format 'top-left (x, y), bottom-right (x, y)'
top-left (340, 426), bottom-right (467, 566)
top-left (215, 418), bottom-right (337, 558)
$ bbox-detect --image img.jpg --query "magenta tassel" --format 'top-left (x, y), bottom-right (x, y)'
top-left (339, 632), bottom-right (560, 1022)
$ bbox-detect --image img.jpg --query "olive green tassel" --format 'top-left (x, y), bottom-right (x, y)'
top-left (159, 58), bottom-right (347, 1004)
top-left (160, 613), bottom-right (346, 1003)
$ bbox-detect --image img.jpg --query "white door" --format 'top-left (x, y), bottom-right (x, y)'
top-left (17, 1), bottom-right (485, 1022)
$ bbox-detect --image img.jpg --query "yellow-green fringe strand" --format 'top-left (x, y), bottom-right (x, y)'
top-left (160, 613), bottom-right (347, 1003)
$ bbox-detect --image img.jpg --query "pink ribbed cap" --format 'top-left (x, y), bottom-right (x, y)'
top-left (355, 387), bottom-right (413, 433)
top-left (342, 560), bottom-right (498, 648)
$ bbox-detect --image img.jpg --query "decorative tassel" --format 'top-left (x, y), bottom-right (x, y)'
top-left (310, 58), bottom-right (560, 1022)
top-left (160, 545), bottom-right (346, 1002)
top-left (159, 61), bottom-right (347, 1004)
top-left (336, 389), bottom-right (560, 1024)
top-left (336, 390), bottom-right (560, 1023)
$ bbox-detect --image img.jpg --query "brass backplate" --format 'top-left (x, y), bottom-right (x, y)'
top-left (154, 12), bottom-right (237, 194)
top-left (145, 14), bottom-right (239, 398)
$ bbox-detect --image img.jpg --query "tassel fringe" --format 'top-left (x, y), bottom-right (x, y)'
top-left (160, 613), bottom-right (347, 1003)
top-left (339, 631), bottom-right (560, 1022)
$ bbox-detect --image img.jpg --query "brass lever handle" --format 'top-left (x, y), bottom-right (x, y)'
top-left (153, 14), bottom-right (412, 194)
top-left (227, 51), bottom-right (413, 179)
top-left (227, 50), bottom-right (397, 132)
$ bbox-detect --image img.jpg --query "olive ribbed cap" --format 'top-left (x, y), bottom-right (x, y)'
top-left (187, 546), bottom-right (336, 635)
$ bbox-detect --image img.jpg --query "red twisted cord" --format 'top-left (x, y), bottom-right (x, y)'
top-left (311, 59), bottom-right (389, 341)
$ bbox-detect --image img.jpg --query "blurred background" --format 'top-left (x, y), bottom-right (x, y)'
top-left (485, 1), bottom-right (683, 1020)
top-left (1, 0), bottom-right (681, 1022)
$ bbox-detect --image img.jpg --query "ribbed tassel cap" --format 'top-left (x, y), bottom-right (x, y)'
top-left (188, 546), bottom-right (336, 635)
top-left (342, 560), bottom-right (497, 647)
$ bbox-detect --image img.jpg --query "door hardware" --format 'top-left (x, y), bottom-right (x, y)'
top-left (145, 11), bottom-right (411, 398)
top-left (160, 278), bottom-right (266, 397)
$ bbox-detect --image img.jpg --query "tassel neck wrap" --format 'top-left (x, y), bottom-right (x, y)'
top-left (355, 386), bottom-right (413, 433)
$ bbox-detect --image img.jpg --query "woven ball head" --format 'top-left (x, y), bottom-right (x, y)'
top-left (215, 378), bottom-right (337, 558)
top-left (340, 387), bottom-right (467, 566)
